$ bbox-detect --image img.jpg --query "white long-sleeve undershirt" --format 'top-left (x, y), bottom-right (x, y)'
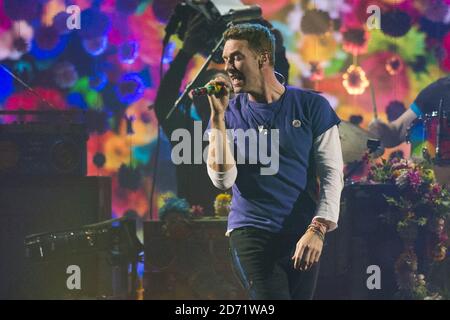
top-left (207, 124), bottom-right (344, 232)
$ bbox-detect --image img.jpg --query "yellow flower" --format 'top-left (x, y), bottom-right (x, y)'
top-left (215, 193), bottom-right (231, 202)
top-left (214, 193), bottom-right (232, 217)
top-left (421, 169), bottom-right (435, 183)
top-left (119, 97), bottom-right (159, 146)
top-left (299, 33), bottom-right (338, 63)
top-left (103, 134), bottom-right (131, 171)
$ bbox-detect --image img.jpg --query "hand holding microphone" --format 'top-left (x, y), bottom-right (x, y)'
top-left (198, 76), bottom-right (231, 116)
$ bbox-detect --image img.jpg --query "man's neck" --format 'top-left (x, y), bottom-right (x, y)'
top-left (248, 70), bottom-right (285, 104)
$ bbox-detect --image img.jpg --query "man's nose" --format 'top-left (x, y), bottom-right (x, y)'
top-left (224, 60), bottom-right (234, 72)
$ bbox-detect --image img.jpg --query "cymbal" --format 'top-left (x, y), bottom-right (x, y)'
top-left (338, 121), bottom-right (383, 163)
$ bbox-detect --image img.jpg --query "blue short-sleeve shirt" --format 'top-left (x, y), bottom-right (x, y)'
top-left (211, 86), bottom-right (340, 234)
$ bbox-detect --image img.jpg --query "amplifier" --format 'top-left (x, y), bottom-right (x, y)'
top-left (0, 122), bottom-right (88, 176)
top-left (0, 176), bottom-right (112, 299)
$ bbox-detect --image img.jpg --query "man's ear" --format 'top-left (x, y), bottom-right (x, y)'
top-left (259, 52), bottom-right (269, 68)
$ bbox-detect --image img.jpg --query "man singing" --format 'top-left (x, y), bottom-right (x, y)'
top-left (206, 24), bottom-right (344, 300)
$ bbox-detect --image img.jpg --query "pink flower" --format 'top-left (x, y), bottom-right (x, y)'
top-left (431, 184), bottom-right (442, 196)
top-left (191, 205), bottom-right (204, 218)
top-left (407, 170), bottom-right (422, 191)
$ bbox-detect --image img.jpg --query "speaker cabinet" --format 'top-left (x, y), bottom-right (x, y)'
top-left (0, 123), bottom-right (88, 177)
top-left (0, 176), bottom-right (111, 299)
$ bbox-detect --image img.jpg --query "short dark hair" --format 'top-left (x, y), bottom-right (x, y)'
top-left (223, 23), bottom-right (276, 65)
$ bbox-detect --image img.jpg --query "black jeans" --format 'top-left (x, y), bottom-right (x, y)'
top-left (229, 227), bottom-right (320, 300)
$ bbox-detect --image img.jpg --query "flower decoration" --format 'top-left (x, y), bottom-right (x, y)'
top-left (53, 61), bottom-right (79, 89)
top-left (111, 175), bottom-right (149, 219)
top-left (93, 152), bottom-right (106, 168)
top-left (342, 28), bottom-right (369, 56)
top-left (89, 72), bottom-right (108, 91)
top-left (270, 21), bottom-right (297, 52)
top-left (116, 73), bottom-right (145, 104)
top-left (386, 100), bottom-right (406, 122)
top-left (8, 21), bottom-right (34, 60)
top-left (34, 26), bottom-right (60, 51)
top-left (381, 10), bottom-right (412, 38)
top-left (409, 55), bottom-right (428, 73)
top-left (42, 0), bottom-right (66, 27)
top-left (191, 205), bottom-right (205, 218)
top-left (310, 62), bottom-right (324, 81)
top-left (341, 0), bottom-right (391, 29)
top-left (314, 0), bottom-right (352, 19)
top-left (355, 51), bottom-right (410, 113)
top-left (394, 249), bottom-right (429, 299)
top-left (4, 87), bottom-right (66, 115)
top-left (119, 98), bottom-right (158, 146)
top-left (214, 193), bottom-right (232, 217)
top-left (159, 194), bottom-right (192, 238)
top-left (0, 30), bottom-right (13, 60)
top-left (129, 5), bottom-right (163, 88)
top-left (53, 11), bottom-right (72, 35)
top-left (0, 0), bottom-right (11, 31)
top-left (423, 0), bottom-right (449, 23)
top-left (342, 64), bottom-right (370, 95)
top-left (78, 9), bottom-right (111, 40)
top-left (158, 191), bottom-right (177, 209)
top-left (103, 134), bottom-right (131, 171)
top-left (441, 31), bottom-right (450, 72)
top-left (368, 27), bottom-right (426, 64)
top-left (299, 33), bottom-right (338, 63)
top-left (119, 41), bottom-right (139, 64)
top-left (124, 115), bottom-right (136, 135)
top-left (367, 156), bottom-right (450, 299)
top-left (419, 16), bottom-right (450, 40)
top-left (82, 36), bottom-right (108, 56)
top-left (301, 9), bottom-right (332, 35)
top-left (386, 55), bottom-right (405, 76)
top-left (118, 164), bottom-right (142, 190)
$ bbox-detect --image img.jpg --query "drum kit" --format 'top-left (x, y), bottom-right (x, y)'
top-left (338, 121), bottom-right (383, 164)
top-left (339, 96), bottom-right (450, 184)
top-left (338, 84), bottom-right (385, 181)
top-left (408, 102), bottom-right (450, 164)
top-left (407, 99), bottom-right (450, 184)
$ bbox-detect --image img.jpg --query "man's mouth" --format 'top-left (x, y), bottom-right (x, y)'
top-left (229, 73), bottom-right (244, 87)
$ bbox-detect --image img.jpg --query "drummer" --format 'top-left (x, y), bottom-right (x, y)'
top-left (369, 76), bottom-right (450, 148)
top-left (369, 76), bottom-right (450, 183)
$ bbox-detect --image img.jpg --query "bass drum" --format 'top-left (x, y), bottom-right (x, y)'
top-left (407, 111), bottom-right (450, 184)
top-left (408, 111), bottom-right (450, 162)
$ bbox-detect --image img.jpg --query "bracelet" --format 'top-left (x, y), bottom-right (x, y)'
top-left (307, 227), bottom-right (325, 242)
top-left (308, 220), bottom-right (328, 235)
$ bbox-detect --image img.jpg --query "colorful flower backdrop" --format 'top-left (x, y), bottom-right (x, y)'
top-left (1, 0), bottom-right (450, 229)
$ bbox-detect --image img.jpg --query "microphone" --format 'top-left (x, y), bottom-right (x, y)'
top-left (191, 83), bottom-right (224, 96)
top-left (163, 3), bottom-right (190, 46)
top-left (222, 5), bottom-right (262, 23)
